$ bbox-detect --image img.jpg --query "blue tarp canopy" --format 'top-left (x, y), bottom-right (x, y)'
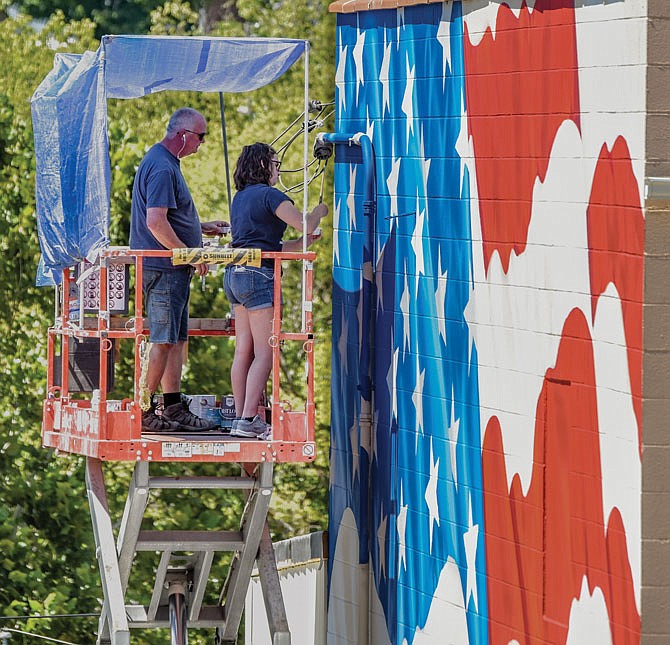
top-left (31, 35), bottom-right (307, 285)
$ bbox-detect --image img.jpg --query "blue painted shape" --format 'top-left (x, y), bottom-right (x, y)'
top-left (330, 2), bottom-right (489, 643)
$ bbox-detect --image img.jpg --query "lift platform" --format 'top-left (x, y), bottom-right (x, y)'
top-left (42, 247), bottom-right (318, 464)
top-left (41, 247), bottom-right (318, 644)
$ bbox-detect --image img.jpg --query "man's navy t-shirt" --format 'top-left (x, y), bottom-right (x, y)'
top-left (230, 184), bottom-right (292, 255)
top-left (130, 143), bottom-right (202, 271)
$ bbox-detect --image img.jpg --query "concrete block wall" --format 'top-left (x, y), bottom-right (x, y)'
top-left (644, 2), bottom-right (670, 642)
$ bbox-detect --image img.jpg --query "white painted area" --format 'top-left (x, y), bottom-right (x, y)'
top-left (592, 283), bottom-right (641, 610)
top-left (327, 508), bottom-right (365, 645)
top-left (425, 437), bottom-right (440, 552)
top-left (463, 494), bottom-right (479, 612)
top-left (463, 0), bottom-right (644, 623)
top-left (565, 577), bottom-right (613, 645)
top-left (335, 43), bottom-right (348, 115)
top-left (327, 507), bottom-right (391, 645)
top-left (437, 0), bottom-right (453, 79)
top-left (401, 557), bottom-right (469, 645)
top-left (353, 25), bottom-right (366, 106)
top-left (369, 571), bottom-right (392, 645)
top-left (465, 119), bottom-right (594, 494)
top-left (575, 2), bottom-right (647, 204)
top-left (463, 0), bottom-right (536, 46)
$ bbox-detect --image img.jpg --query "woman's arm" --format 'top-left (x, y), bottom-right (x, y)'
top-left (275, 200), bottom-right (328, 234)
top-left (281, 229), bottom-right (322, 252)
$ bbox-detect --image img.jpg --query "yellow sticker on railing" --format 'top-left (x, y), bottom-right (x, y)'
top-left (172, 248), bottom-right (261, 267)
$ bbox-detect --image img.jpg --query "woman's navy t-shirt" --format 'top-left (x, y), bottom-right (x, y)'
top-left (230, 184), bottom-right (293, 255)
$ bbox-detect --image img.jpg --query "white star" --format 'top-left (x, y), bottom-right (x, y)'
top-left (411, 192), bottom-right (426, 292)
top-left (463, 494), bottom-right (479, 611)
top-left (401, 56), bottom-right (415, 143)
top-left (386, 347), bottom-right (399, 421)
top-left (425, 437), bottom-right (440, 553)
top-left (455, 93), bottom-right (470, 192)
top-left (437, 0), bottom-right (453, 84)
top-left (380, 37), bottom-right (392, 114)
top-left (412, 361), bottom-right (425, 451)
top-left (465, 269), bottom-right (476, 376)
top-left (419, 127), bottom-right (432, 198)
top-left (335, 44), bottom-right (348, 115)
top-left (396, 7), bottom-right (405, 43)
top-left (353, 27), bottom-right (366, 105)
top-left (377, 510), bottom-right (387, 580)
top-left (386, 155), bottom-right (401, 220)
top-left (347, 164), bottom-right (357, 231)
top-left (397, 481), bottom-right (408, 573)
top-left (448, 389), bottom-right (460, 489)
top-left (333, 198), bottom-right (341, 265)
top-left (366, 105), bottom-right (375, 143)
top-left (400, 267), bottom-right (411, 353)
top-left (435, 247), bottom-right (448, 343)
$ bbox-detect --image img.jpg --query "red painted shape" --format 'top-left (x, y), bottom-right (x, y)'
top-left (586, 137), bottom-right (644, 448)
top-left (482, 309), bottom-right (640, 643)
top-left (464, 0), bottom-right (580, 273)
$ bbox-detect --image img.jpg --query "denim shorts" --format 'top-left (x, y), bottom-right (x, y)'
top-left (143, 268), bottom-right (191, 344)
top-left (223, 265), bottom-right (274, 310)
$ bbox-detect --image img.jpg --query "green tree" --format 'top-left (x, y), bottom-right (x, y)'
top-left (15, 0), bottom-right (166, 37)
top-left (0, 0), bottom-right (335, 642)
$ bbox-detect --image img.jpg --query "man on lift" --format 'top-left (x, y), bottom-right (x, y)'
top-left (130, 107), bottom-right (228, 433)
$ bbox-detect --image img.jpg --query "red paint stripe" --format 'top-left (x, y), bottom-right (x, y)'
top-left (464, 0), bottom-right (580, 273)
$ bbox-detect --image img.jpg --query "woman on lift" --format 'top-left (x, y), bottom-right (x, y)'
top-left (224, 142), bottom-right (328, 438)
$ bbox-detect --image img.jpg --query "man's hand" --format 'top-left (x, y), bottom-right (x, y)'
top-left (193, 263), bottom-right (209, 277)
top-left (202, 220), bottom-right (230, 236)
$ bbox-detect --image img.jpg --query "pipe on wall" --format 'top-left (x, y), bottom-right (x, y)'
top-left (319, 131), bottom-right (377, 645)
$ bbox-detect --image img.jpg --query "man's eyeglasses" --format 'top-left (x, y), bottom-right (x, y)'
top-left (271, 160), bottom-right (281, 170)
top-left (184, 129), bottom-right (207, 141)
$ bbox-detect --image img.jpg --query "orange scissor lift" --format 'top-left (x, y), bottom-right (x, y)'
top-left (42, 247), bottom-right (317, 644)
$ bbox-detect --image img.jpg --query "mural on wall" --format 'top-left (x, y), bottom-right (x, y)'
top-left (328, 1), bottom-right (644, 644)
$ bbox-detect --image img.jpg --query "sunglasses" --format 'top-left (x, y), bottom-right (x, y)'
top-left (271, 159), bottom-right (281, 170)
top-left (184, 129), bottom-right (207, 142)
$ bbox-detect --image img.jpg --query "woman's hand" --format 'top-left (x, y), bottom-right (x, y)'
top-left (276, 201), bottom-right (328, 234)
top-left (282, 228), bottom-right (322, 251)
top-left (312, 203), bottom-right (328, 222)
top-left (306, 227), bottom-right (322, 247)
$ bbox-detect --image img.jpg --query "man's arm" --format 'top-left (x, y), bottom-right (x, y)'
top-left (146, 207), bottom-right (186, 249)
top-left (146, 207), bottom-right (208, 275)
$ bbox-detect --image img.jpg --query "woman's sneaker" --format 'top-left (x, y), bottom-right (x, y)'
top-left (231, 415), bottom-right (271, 440)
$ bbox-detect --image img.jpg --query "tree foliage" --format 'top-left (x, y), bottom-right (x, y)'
top-left (0, 1), bottom-right (335, 643)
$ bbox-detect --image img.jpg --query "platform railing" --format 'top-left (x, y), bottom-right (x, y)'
top-left (42, 247), bottom-right (318, 463)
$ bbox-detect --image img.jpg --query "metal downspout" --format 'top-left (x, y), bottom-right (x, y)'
top-left (319, 132), bottom-right (376, 645)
